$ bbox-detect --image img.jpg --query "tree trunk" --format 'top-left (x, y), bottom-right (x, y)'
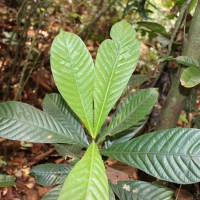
top-left (155, 0), bottom-right (200, 130)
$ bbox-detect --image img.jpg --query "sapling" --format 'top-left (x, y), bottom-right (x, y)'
top-left (0, 20), bottom-right (200, 200)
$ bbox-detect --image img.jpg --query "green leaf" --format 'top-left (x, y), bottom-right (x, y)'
top-left (0, 174), bottom-right (16, 187)
top-left (41, 185), bottom-right (62, 200)
top-left (50, 29), bottom-right (94, 136)
top-left (109, 125), bottom-right (144, 146)
top-left (101, 128), bottom-right (200, 184)
top-left (109, 184), bottom-right (116, 200)
top-left (94, 20), bottom-right (140, 137)
top-left (98, 89), bottom-right (158, 143)
top-left (174, 56), bottom-right (199, 68)
top-left (122, 74), bottom-right (149, 96)
top-left (54, 143), bottom-right (82, 159)
top-left (0, 102), bottom-right (86, 146)
top-left (43, 93), bottom-right (88, 145)
top-left (58, 142), bottom-right (109, 200)
top-left (165, 56), bottom-right (199, 68)
top-left (110, 180), bottom-right (175, 200)
top-left (137, 21), bottom-right (168, 36)
top-left (30, 163), bottom-right (72, 186)
top-left (180, 67), bottom-right (200, 88)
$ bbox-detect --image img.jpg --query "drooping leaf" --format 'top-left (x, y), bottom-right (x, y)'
top-left (0, 174), bottom-right (16, 187)
top-left (51, 29), bottom-right (94, 136)
top-left (137, 21), bottom-right (168, 36)
top-left (41, 185), bottom-right (62, 200)
top-left (0, 102), bottom-right (87, 146)
top-left (30, 163), bottom-right (73, 186)
top-left (122, 74), bottom-right (149, 96)
top-left (101, 128), bottom-right (200, 184)
top-left (54, 143), bottom-right (82, 159)
top-left (58, 142), bottom-right (109, 200)
top-left (110, 180), bottom-right (175, 200)
top-left (180, 67), bottom-right (200, 88)
top-left (94, 20), bottom-right (140, 137)
top-left (98, 89), bottom-right (158, 143)
top-left (165, 56), bottom-right (199, 68)
top-left (43, 93), bottom-right (88, 144)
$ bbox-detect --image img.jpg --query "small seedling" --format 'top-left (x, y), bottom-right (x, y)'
top-left (0, 20), bottom-right (200, 200)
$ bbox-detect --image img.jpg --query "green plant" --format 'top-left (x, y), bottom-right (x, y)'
top-left (0, 174), bottom-right (16, 187)
top-left (0, 20), bottom-right (200, 199)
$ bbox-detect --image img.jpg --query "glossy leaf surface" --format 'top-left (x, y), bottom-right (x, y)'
top-left (0, 174), bottom-right (16, 187)
top-left (43, 93), bottom-right (88, 145)
top-left (0, 102), bottom-right (86, 146)
top-left (107, 125), bottom-right (145, 147)
top-left (94, 20), bottom-right (140, 136)
top-left (122, 74), bottom-right (149, 96)
top-left (30, 163), bottom-right (72, 186)
top-left (54, 143), bottom-right (82, 159)
top-left (101, 128), bottom-right (200, 184)
top-left (58, 142), bottom-right (109, 200)
top-left (51, 29), bottom-right (94, 136)
top-left (111, 180), bottom-right (175, 200)
top-left (98, 89), bottom-right (158, 142)
top-left (180, 67), bottom-right (200, 88)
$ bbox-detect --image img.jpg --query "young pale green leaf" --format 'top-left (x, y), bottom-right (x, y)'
top-left (30, 163), bottom-right (73, 186)
top-left (0, 102), bottom-right (87, 147)
top-left (41, 185), bottom-right (62, 200)
top-left (0, 174), bottom-right (16, 187)
top-left (101, 128), bottom-right (200, 184)
top-left (98, 89), bottom-right (158, 143)
top-left (54, 143), bottom-right (82, 159)
top-left (43, 93), bottom-right (88, 145)
top-left (122, 74), bottom-right (149, 96)
top-left (111, 180), bottom-right (175, 200)
top-left (51, 29), bottom-right (94, 136)
top-left (94, 20), bottom-right (140, 137)
top-left (58, 142), bottom-right (109, 200)
top-left (180, 67), bottom-right (200, 88)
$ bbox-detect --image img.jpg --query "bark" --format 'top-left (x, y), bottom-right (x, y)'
top-left (155, 0), bottom-right (200, 130)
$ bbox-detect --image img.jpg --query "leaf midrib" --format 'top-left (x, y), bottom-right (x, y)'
top-left (94, 42), bottom-right (120, 136)
top-left (0, 116), bottom-right (84, 146)
top-left (85, 143), bottom-right (95, 199)
top-left (65, 36), bottom-right (93, 136)
top-left (102, 150), bottom-right (199, 158)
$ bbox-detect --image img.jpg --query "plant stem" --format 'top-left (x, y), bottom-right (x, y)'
top-left (155, 0), bottom-right (200, 130)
